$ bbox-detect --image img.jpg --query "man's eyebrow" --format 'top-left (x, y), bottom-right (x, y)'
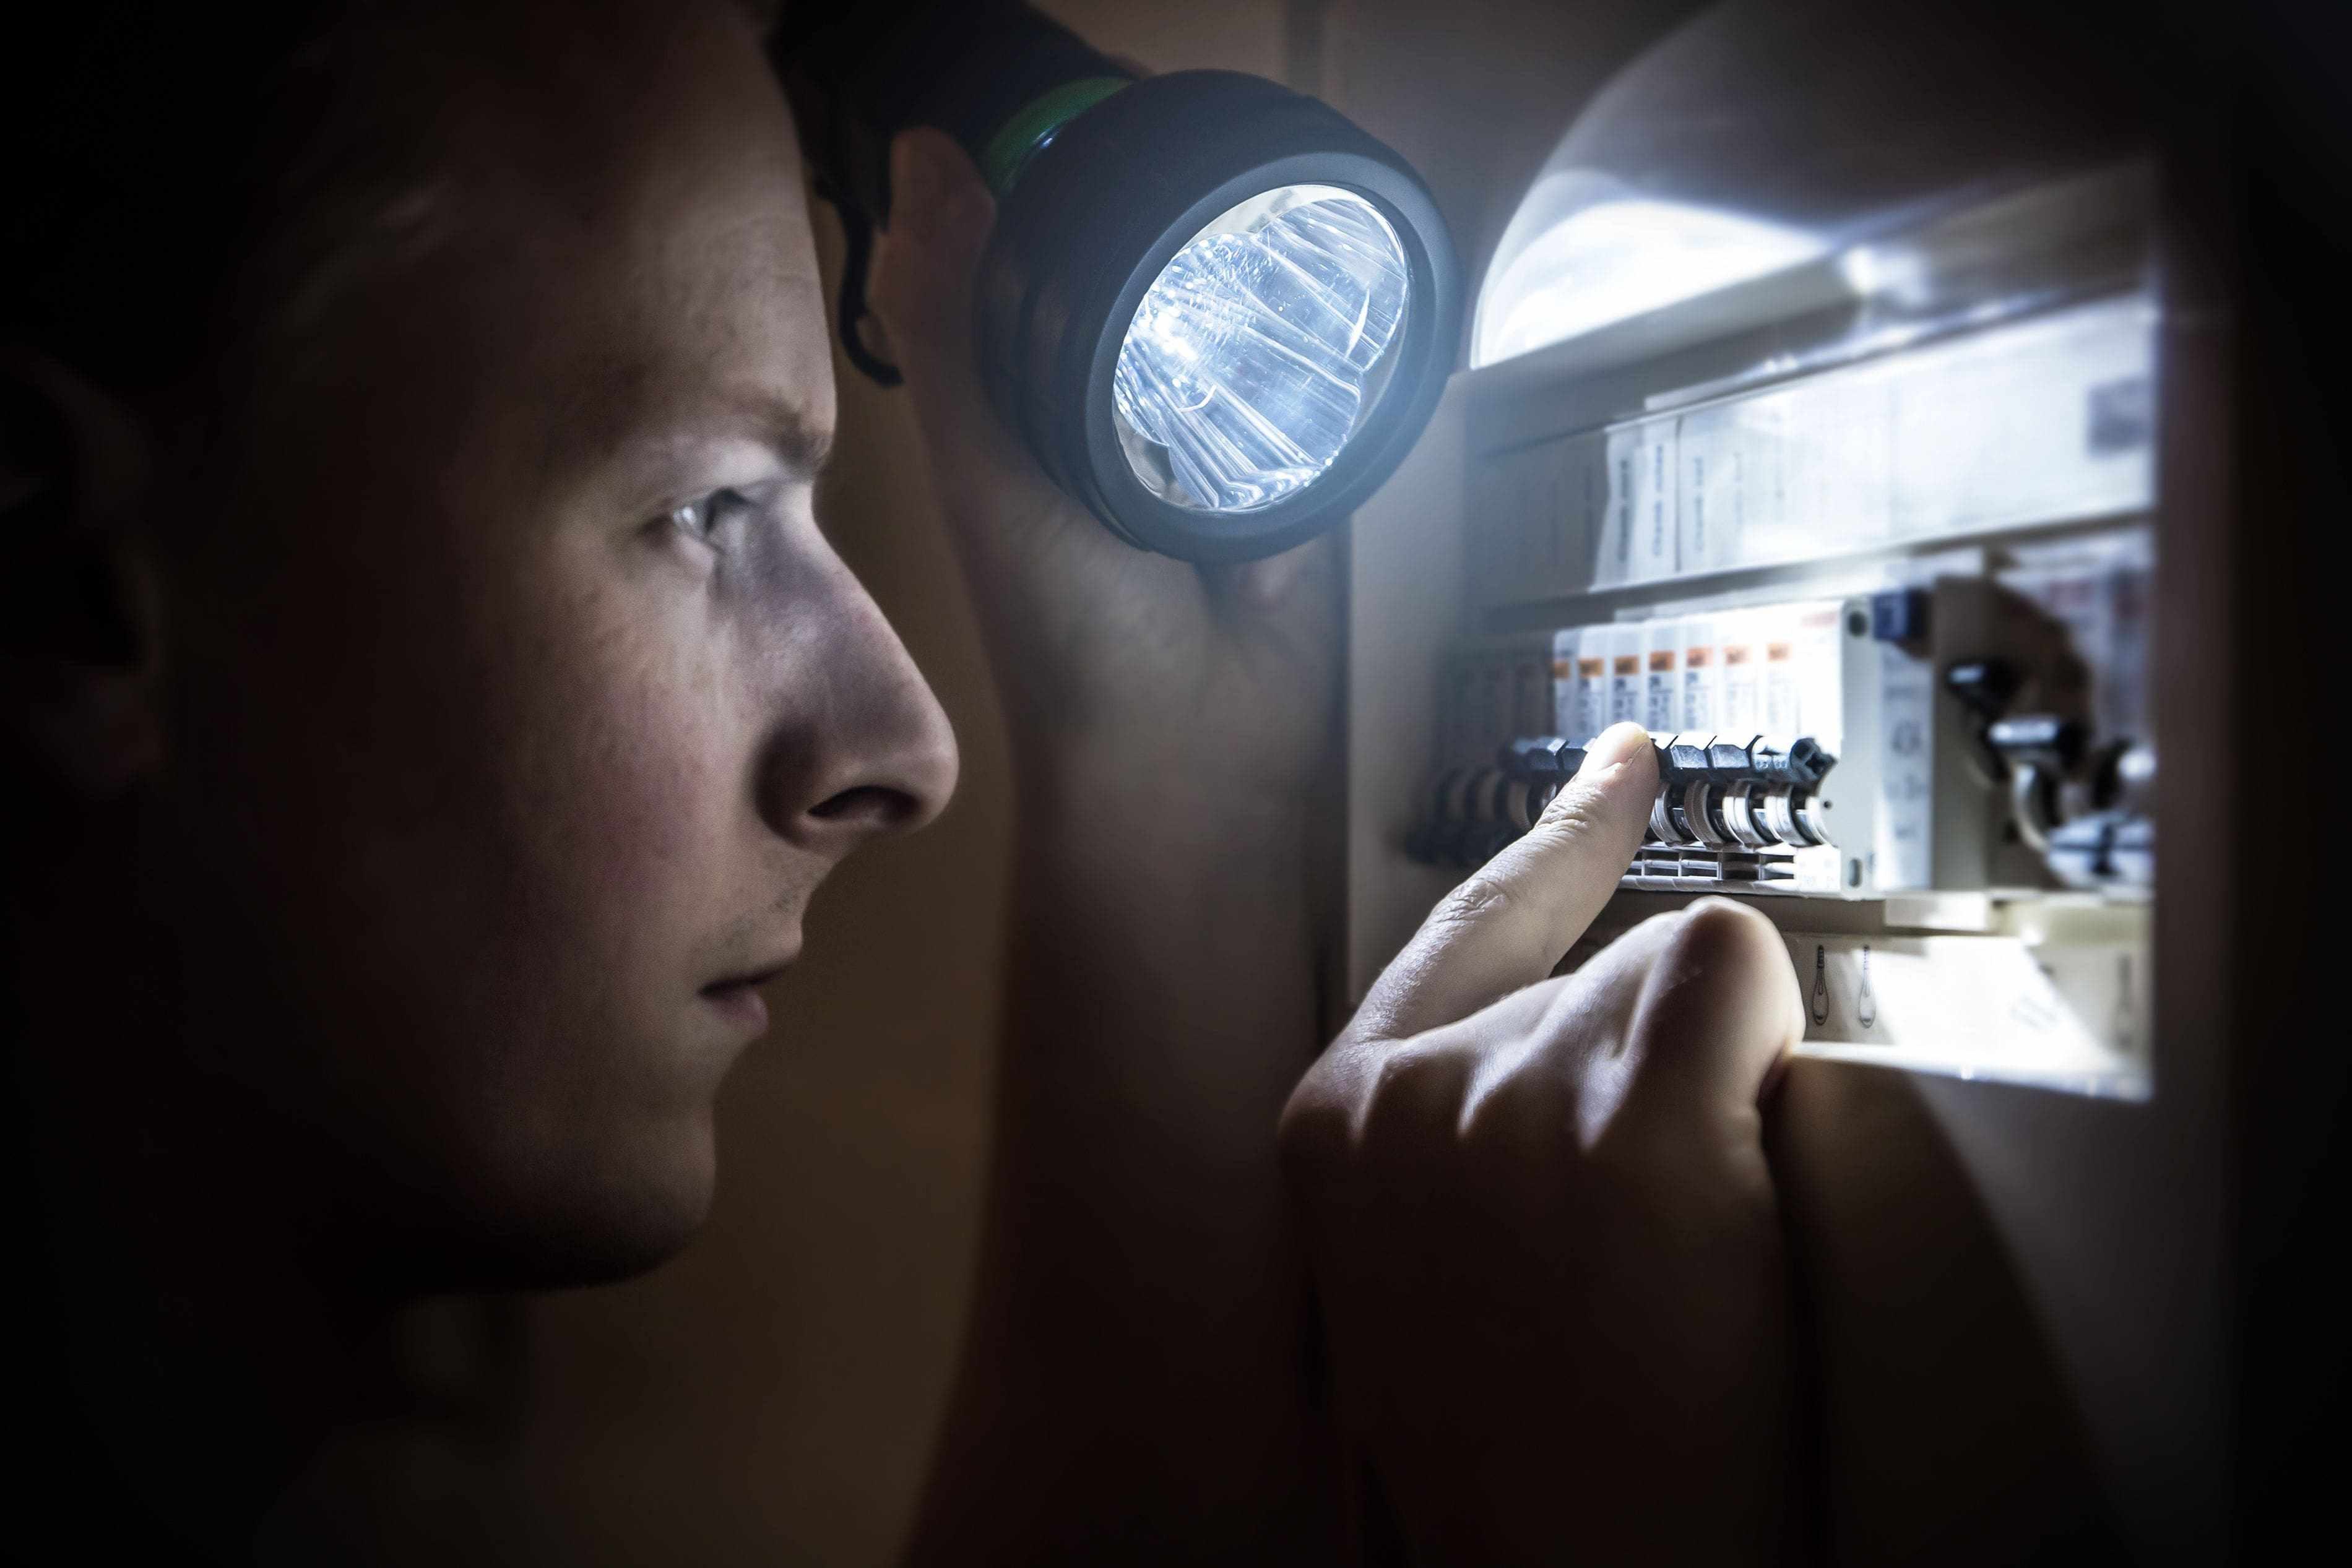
top-left (735, 389), bottom-right (834, 478)
top-left (566, 369), bottom-right (835, 483)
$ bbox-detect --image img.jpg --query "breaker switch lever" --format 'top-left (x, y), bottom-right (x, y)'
top-left (1498, 736), bottom-right (1584, 780)
top-left (1945, 659), bottom-right (2024, 723)
top-left (1987, 714), bottom-right (2089, 855)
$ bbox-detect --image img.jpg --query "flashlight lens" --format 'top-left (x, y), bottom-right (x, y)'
top-left (1112, 186), bottom-right (1409, 515)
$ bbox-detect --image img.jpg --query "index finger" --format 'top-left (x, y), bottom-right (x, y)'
top-left (1351, 722), bottom-right (1657, 1045)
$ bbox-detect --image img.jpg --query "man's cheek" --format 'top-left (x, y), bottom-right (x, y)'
top-left (525, 613), bottom-right (744, 934)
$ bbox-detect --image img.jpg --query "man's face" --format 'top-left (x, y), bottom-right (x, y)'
top-left (153, 1), bottom-right (958, 1285)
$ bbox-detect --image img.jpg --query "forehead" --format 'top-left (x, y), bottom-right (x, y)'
top-left (526, 5), bottom-right (831, 441)
top-left (280, 1), bottom-right (835, 473)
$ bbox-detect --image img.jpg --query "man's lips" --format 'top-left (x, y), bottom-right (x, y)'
top-left (699, 958), bottom-right (793, 1033)
top-left (704, 960), bottom-right (792, 993)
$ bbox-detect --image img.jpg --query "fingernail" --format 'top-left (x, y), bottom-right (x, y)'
top-left (1578, 722), bottom-right (1652, 778)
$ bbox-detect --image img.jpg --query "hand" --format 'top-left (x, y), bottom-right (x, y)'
top-left (1279, 722), bottom-right (1803, 1563)
top-left (865, 128), bottom-right (1340, 814)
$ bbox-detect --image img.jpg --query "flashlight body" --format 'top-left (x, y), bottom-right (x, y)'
top-left (772, 0), bottom-right (1135, 232)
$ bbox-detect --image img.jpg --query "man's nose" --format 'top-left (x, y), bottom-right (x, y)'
top-left (754, 567), bottom-right (959, 859)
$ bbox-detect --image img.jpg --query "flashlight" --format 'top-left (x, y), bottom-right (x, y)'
top-left (774, 1), bottom-right (1461, 564)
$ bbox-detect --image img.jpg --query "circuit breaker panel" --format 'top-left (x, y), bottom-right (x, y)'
top-left (1351, 168), bottom-right (2158, 1098)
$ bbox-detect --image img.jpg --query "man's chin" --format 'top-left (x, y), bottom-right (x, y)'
top-left (511, 1147), bottom-right (720, 1289)
top-left (365, 1129), bottom-right (721, 1294)
top-left (491, 1200), bottom-right (712, 1290)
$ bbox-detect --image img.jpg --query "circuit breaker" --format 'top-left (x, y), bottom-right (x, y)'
top-left (1350, 165), bottom-right (2159, 1100)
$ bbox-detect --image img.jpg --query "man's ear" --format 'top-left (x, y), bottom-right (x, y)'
top-left (1, 351), bottom-right (166, 798)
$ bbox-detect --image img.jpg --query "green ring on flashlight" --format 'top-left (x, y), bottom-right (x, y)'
top-left (979, 75), bottom-right (1132, 195)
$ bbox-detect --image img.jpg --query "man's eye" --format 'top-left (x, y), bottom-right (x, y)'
top-left (665, 487), bottom-right (755, 543)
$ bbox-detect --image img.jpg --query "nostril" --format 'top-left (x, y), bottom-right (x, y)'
top-left (808, 783), bottom-right (919, 830)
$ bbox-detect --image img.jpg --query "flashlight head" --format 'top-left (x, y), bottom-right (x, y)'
top-left (977, 71), bottom-right (1460, 563)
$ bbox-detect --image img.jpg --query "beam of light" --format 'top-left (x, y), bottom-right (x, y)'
top-left (1474, 185), bottom-right (1825, 368)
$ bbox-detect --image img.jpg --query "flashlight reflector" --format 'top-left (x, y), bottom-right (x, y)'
top-left (1111, 186), bottom-right (1410, 514)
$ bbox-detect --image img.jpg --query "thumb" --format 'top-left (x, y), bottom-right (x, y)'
top-left (1352, 722), bottom-right (1657, 1045)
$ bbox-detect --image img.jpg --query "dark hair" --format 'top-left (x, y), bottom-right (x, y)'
top-left (1, 3), bottom-right (365, 393)
top-left (6, 0), bottom-right (782, 398)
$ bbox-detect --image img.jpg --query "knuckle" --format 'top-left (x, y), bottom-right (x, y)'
top-left (1630, 907), bottom-right (1690, 941)
top-left (1363, 1045), bottom-right (1429, 1122)
top-left (1662, 895), bottom-right (1782, 980)
top-left (1529, 781), bottom-right (1608, 840)
top-left (1456, 1058), bottom-right (1562, 1153)
top-left (1435, 867), bottom-right (1516, 930)
top-left (1279, 1036), bottom-right (1459, 1183)
top-left (1277, 1062), bottom-right (1355, 1175)
top-left (1628, 898), bottom-right (1805, 1068)
top-left (1357, 1041), bottom-right (1461, 1161)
